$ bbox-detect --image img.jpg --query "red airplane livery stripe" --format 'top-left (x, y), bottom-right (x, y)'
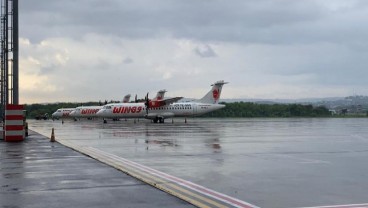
top-left (113, 106), bottom-right (143, 114)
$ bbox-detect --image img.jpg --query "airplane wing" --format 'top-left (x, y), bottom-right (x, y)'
top-left (161, 97), bottom-right (183, 105)
top-left (149, 97), bottom-right (183, 108)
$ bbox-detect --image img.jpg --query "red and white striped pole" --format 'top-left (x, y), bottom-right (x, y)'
top-left (5, 104), bottom-right (24, 142)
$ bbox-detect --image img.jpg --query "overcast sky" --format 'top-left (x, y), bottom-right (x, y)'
top-left (19, 0), bottom-right (368, 103)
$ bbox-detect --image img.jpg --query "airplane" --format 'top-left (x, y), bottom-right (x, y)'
top-left (68, 94), bottom-right (132, 120)
top-left (69, 105), bottom-right (103, 120)
top-left (122, 94), bottom-right (131, 103)
top-left (51, 108), bottom-right (75, 119)
top-left (133, 89), bottom-right (167, 102)
top-left (153, 89), bottom-right (167, 101)
top-left (96, 80), bottom-right (228, 123)
top-left (69, 91), bottom-right (168, 120)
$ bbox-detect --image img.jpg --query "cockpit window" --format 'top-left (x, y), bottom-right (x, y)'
top-left (104, 106), bottom-right (112, 109)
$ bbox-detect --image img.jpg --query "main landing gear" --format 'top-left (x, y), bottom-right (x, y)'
top-left (153, 117), bottom-right (165, 123)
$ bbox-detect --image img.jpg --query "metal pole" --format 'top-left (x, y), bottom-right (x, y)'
top-left (4, 0), bottom-right (7, 106)
top-left (12, 0), bottom-right (17, 104)
top-left (1, 1), bottom-right (2, 113)
top-left (0, 0), bottom-right (3, 118)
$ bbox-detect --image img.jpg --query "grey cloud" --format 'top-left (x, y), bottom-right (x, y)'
top-left (18, 0), bottom-right (368, 101)
top-left (21, 0), bottom-right (368, 45)
top-left (194, 45), bottom-right (216, 58)
top-left (39, 64), bottom-right (59, 74)
top-left (123, 57), bottom-right (133, 64)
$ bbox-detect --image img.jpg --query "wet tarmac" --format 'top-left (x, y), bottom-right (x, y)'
top-left (0, 130), bottom-right (195, 208)
top-left (28, 118), bottom-right (368, 208)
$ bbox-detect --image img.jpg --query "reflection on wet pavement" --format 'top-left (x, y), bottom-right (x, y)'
top-left (28, 118), bottom-right (368, 208)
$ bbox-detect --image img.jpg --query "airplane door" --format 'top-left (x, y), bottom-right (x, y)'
top-left (192, 104), bottom-right (197, 115)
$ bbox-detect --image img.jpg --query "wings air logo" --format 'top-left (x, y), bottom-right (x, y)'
top-left (113, 106), bottom-right (143, 114)
top-left (81, 109), bottom-right (100, 114)
top-left (212, 89), bottom-right (219, 101)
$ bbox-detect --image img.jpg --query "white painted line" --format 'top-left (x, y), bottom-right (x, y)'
top-left (5, 130), bottom-right (24, 136)
top-left (276, 154), bottom-right (331, 164)
top-left (299, 159), bottom-right (331, 164)
top-left (88, 147), bottom-right (260, 208)
top-left (5, 110), bottom-right (24, 115)
top-left (57, 140), bottom-right (366, 208)
top-left (4, 120), bottom-right (23, 125)
top-left (299, 203), bottom-right (368, 208)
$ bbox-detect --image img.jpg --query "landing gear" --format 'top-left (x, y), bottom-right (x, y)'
top-left (103, 119), bottom-right (107, 124)
top-left (159, 117), bottom-right (164, 123)
top-left (153, 117), bottom-right (165, 123)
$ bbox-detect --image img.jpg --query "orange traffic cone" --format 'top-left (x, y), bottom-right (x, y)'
top-left (50, 128), bottom-right (55, 142)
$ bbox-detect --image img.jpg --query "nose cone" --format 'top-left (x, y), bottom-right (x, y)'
top-left (52, 112), bottom-right (57, 117)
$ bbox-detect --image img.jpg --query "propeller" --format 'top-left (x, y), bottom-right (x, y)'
top-left (145, 92), bottom-right (150, 114)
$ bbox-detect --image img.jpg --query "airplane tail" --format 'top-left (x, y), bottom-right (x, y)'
top-left (123, 94), bottom-right (131, 103)
top-left (152, 89), bottom-right (167, 101)
top-left (197, 80), bottom-right (228, 104)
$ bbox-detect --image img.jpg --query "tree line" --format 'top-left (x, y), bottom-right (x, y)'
top-left (25, 102), bottom-right (99, 119)
top-left (204, 102), bottom-right (331, 117)
top-left (24, 101), bottom-right (331, 119)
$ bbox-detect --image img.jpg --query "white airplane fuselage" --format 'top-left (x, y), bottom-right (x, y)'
top-left (52, 108), bottom-right (75, 119)
top-left (97, 80), bottom-right (228, 123)
top-left (96, 102), bottom-right (225, 119)
top-left (69, 106), bottom-right (103, 118)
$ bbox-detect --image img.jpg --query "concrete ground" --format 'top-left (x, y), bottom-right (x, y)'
top-left (0, 130), bottom-right (195, 208)
top-left (27, 118), bottom-right (368, 208)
